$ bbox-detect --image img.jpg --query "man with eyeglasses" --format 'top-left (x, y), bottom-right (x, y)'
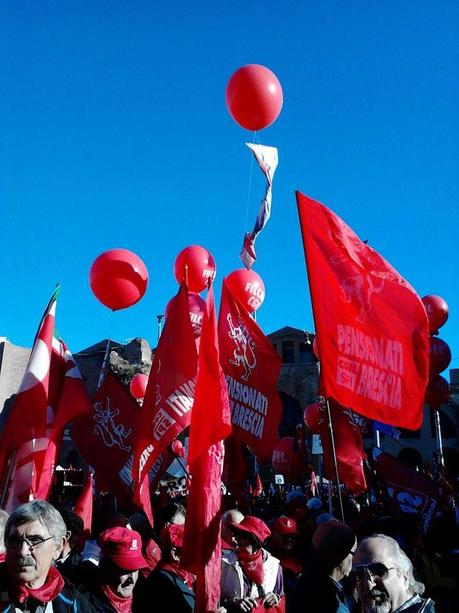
top-left (0, 500), bottom-right (94, 612)
top-left (352, 534), bottom-right (435, 613)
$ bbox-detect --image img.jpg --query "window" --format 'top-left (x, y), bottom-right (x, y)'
top-left (282, 341), bottom-right (295, 363)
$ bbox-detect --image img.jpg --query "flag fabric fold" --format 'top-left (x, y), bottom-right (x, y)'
top-left (218, 280), bottom-right (282, 461)
top-left (297, 191), bottom-right (429, 430)
top-left (181, 286), bottom-right (232, 613)
top-left (240, 144), bottom-right (278, 269)
top-left (132, 283), bottom-right (198, 524)
top-left (74, 473), bottom-right (94, 538)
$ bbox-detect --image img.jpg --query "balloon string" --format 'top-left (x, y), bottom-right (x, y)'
top-left (243, 130), bottom-right (257, 233)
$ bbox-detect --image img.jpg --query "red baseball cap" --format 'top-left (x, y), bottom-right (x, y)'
top-left (229, 516), bottom-right (271, 544)
top-left (272, 516), bottom-right (298, 535)
top-left (160, 524), bottom-right (185, 549)
top-left (99, 527), bottom-right (147, 571)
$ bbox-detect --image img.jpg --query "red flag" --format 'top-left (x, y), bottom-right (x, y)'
top-left (181, 287), bottom-right (232, 613)
top-left (222, 435), bottom-right (248, 506)
top-left (218, 280), bottom-right (282, 461)
top-left (253, 473), bottom-right (264, 498)
top-left (318, 399), bottom-right (366, 494)
top-left (133, 283), bottom-right (198, 524)
top-left (74, 473), bottom-right (94, 537)
top-left (297, 192), bottom-right (429, 429)
top-left (373, 448), bottom-right (439, 532)
top-left (71, 370), bottom-right (141, 508)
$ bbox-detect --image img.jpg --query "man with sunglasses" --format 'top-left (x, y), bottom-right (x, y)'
top-left (352, 535), bottom-right (434, 613)
top-left (0, 500), bottom-right (94, 612)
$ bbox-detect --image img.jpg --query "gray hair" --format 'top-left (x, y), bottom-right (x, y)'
top-left (358, 534), bottom-right (425, 596)
top-left (0, 509), bottom-right (9, 554)
top-left (5, 500), bottom-right (67, 545)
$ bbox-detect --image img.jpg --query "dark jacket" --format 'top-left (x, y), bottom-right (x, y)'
top-left (136, 568), bottom-right (195, 613)
top-left (288, 556), bottom-right (351, 613)
top-left (394, 595), bottom-right (435, 613)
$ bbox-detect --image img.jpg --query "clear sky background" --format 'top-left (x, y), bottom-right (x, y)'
top-left (1, 1), bottom-right (458, 375)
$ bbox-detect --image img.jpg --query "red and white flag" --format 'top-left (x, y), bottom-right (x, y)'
top-left (133, 283), bottom-right (198, 524)
top-left (297, 192), bottom-right (429, 430)
top-left (253, 473), bottom-right (264, 498)
top-left (218, 280), bottom-right (282, 461)
top-left (181, 286), bottom-right (232, 613)
top-left (240, 144), bottom-right (279, 269)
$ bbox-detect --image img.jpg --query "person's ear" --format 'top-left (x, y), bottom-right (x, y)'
top-left (170, 547), bottom-right (180, 562)
top-left (53, 536), bottom-right (67, 561)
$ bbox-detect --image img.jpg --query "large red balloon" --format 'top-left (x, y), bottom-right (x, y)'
top-left (225, 269), bottom-right (265, 312)
top-left (89, 249), bottom-right (148, 311)
top-left (422, 295), bottom-right (449, 333)
top-left (271, 437), bottom-right (305, 482)
top-left (429, 337), bottom-right (452, 376)
top-left (174, 245), bottom-right (216, 293)
top-left (425, 374), bottom-right (450, 409)
top-left (303, 403), bottom-right (321, 434)
top-left (165, 292), bottom-right (206, 338)
top-left (130, 373), bottom-right (148, 399)
top-left (226, 64), bottom-right (283, 131)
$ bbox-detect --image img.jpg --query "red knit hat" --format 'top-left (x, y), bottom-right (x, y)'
top-left (99, 527), bottom-right (147, 571)
top-left (272, 516), bottom-right (298, 535)
top-left (229, 515), bottom-right (271, 544)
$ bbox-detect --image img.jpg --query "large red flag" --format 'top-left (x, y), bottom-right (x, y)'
top-left (133, 283), bottom-right (198, 524)
top-left (71, 370), bottom-right (141, 508)
top-left (218, 280), bottom-right (282, 461)
top-left (297, 192), bottom-right (429, 430)
top-left (181, 286), bottom-right (232, 613)
top-left (318, 398), bottom-right (367, 494)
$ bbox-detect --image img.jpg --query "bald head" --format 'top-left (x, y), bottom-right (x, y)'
top-left (221, 509), bottom-right (244, 545)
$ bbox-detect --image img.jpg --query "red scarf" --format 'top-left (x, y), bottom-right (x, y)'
top-left (12, 565), bottom-right (64, 604)
top-left (101, 584), bottom-right (133, 613)
top-left (237, 549), bottom-right (264, 587)
top-left (159, 562), bottom-right (195, 588)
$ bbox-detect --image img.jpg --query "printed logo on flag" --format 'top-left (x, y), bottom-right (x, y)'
top-left (227, 314), bottom-right (257, 381)
top-left (152, 409), bottom-right (176, 441)
top-left (93, 399), bottom-right (132, 453)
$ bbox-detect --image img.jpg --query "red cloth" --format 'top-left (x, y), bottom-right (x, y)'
top-left (252, 596), bottom-right (286, 613)
top-left (297, 192), bottom-right (429, 430)
top-left (159, 562), bottom-right (195, 589)
top-left (218, 280), bottom-right (282, 461)
top-left (222, 435), bottom-right (248, 505)
top-left (101, 584), bottom-right (133, 613)
top-left (141, 538), bottom-right (161, 578)
top-left (237, 549), bottom-right (264, 586)
top-left (181, 287), bottom-right (232, 612)
top-left (253, 474), bottom-right (263, 498)
top-left (318, 399), bottom-right (367, 494)
top-left (13, 566), bottom-right (64, 604)
top-left (133, 283), bottom-right (198, 525)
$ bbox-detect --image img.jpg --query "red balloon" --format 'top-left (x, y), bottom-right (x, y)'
top-left (174, 245), bottom-right (216, 293)
top-left (303, 403), bottom-right (321, 434)
top-left (225, 269), bottom-right (265, 312)
top-left (171, 440), bottom-right (185, 458)
top-left (425, 374), bottom-right (450, 409)
top-left (166, 292), bottom-right (206, 338)
top-left (422, 295), bottom-right (449, 333)
top-left (130, 373), bottom-right (148, 399)
top-left (226, 64), bottom-right (283, 131)
top-left (271, 437), bottom-right (305, 482)
top-left (312, 336), bottom-right (320, 359)
top-left (429, 337), bottom-right (452, 376)
top-left (89, 249), bottom-right (148, 311)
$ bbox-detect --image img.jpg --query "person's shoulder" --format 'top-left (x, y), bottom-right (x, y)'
top-left (55, 581), bottom-right (103, 613)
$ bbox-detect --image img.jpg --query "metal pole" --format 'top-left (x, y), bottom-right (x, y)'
top-left (96, 338), bottom-right (111, 391)
top-left (375, 427), bottom-right (381, 448)
top-left (325, 398), bottom-right (345, 522)
top-left (433, 409), bottom-right (445, 467)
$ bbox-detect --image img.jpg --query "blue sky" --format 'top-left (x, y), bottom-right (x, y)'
top-left (1, 1), bottom-right (458, 375)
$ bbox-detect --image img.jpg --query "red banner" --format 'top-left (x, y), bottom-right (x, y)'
top-left (318, 399), bottom-right (366, 494)
top-left (133, 283), bottom-right (198, 518)
top-left (218, 280), bottom-right (282, 461)
top-left (373, 448), bottom-right (438, 532)
top-left (297, 192), bottom-right (429, 430)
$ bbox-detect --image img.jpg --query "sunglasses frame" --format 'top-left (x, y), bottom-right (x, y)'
top-left (352, 562), bottom-right (395, 581)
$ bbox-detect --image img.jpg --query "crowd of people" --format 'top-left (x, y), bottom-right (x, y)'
top-left (0, 484), bottom-right (457, 613)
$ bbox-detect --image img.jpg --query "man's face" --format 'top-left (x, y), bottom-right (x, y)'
top-left (271, 531), bottom-right (296, 552)
top-left (340, 538), bottom-right (357, 578)
top-left (353, 538), bottom-right (410, 613)
top-left (105, 564), bottom-right (139, 598)
top-left (6, 520), bottom-right (64, 589)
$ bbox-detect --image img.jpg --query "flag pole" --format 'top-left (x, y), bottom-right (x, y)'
top-left (433, 408), bottom-right (445, 468)
top-left (325, 398), bottom-right (345, 522)
top-left (97, 338), bottom-right (111, 392)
